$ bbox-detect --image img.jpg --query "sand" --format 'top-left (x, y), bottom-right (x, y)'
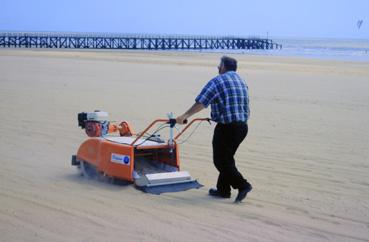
top-left (1, 49), bottom-right (369, 242)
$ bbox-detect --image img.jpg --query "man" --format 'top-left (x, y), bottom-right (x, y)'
top-left (176, 56), bottom-right (252, 203)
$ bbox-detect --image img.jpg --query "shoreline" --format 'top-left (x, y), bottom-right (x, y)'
top-left (2, 47), bottom-right (369, 65)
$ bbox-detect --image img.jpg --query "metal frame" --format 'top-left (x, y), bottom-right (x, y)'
top-left (0, 32), bottom-right (282, 50)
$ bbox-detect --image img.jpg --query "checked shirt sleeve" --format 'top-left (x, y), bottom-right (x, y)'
top-left (195, 78), bottom-right (218, 108)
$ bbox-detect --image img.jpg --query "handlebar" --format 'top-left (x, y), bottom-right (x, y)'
top-left (174, 118), bottom-right (210, 140)
top-left (130, 118), bottom-right (211, 146)
top-left (168, 118), bottom-right (187, 128)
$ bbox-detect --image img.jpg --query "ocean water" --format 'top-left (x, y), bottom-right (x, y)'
top-left (246, 38), bottom-right (369, 62)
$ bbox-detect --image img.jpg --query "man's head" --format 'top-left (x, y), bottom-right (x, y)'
top-left (218, 56), bottom-right (237, 74)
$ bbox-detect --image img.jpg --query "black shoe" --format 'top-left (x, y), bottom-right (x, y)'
top-left (234, 184), bottom-right (252, 203)
top-left (208, 188), bottom-right (231, 198)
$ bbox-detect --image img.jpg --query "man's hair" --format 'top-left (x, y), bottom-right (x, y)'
top-left (221, 56), bottom-right (237, 71)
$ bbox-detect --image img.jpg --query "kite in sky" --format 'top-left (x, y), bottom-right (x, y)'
top-left (357, 20), bottom-right (364, 29)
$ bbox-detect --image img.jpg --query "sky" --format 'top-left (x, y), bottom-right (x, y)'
top-left (0, 0), bottom-right (368, 39)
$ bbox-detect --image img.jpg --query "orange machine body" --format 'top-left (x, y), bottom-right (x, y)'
top-left (74, 117), bottom-right (209, 183)
top-left (76, 137), bottom-right (180, 181)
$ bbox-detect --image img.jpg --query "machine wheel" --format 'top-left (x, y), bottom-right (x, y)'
top-left (80, 161), bottom-right (98, 179)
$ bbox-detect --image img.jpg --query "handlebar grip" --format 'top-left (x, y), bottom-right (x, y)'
top-left (169, 118), bottom-right (188, 127)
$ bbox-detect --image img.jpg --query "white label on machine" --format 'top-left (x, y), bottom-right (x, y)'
top-left (111, 153), bottom-right (130, 166)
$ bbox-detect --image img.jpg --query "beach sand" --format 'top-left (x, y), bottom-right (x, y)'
top-left (1, 49), bottom-right (369, 242)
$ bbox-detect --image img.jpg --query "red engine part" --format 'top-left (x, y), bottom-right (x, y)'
top-left (119, 121), bottom-right (133, 136)
top-left (85, 121), bottom-right (102, 137)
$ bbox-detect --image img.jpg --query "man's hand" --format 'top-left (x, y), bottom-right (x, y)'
top-left (176, 115), bottom-right (188, 125)
top-left (176, 102), bottom-right (205, 125)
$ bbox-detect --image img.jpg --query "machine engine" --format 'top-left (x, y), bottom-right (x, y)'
top-left (78, 111), bottom-right (133, 137)
top-left (78, 111), bottom-right (110, 137)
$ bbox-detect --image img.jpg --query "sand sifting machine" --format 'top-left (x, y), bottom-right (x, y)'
top-left (71, 111), bottom-right (209, 194)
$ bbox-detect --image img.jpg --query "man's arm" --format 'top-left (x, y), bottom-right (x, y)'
top-left (176, 102), bottom-right (205, 124)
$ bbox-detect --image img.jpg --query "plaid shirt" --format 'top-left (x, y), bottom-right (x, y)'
top-left (195, 71), bottom-right (250, 124)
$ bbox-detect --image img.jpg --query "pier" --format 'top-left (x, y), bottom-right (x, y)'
top-left (0, 32), bottom-right (282, 50)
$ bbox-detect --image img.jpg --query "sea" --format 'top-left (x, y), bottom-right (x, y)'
top-left (238, 38), bottom-right (369, 62)
top-left (177, 37), bottom-right (369, 62)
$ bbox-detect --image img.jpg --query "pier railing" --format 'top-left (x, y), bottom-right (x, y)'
top-left (0, 32), bottom-right (282, 50)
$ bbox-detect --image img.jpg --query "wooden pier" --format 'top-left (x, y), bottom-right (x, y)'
top-left (0, 32), bottom-right (282, 50)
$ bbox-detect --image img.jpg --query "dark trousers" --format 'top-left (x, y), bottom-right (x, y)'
top-left (212, 122), bottom-right (248, 195)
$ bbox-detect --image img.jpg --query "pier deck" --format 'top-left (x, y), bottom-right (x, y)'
top-left (0, 32), bottom-right (282, 50)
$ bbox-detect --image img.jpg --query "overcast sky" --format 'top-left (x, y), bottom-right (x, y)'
top-left (0, 0), bottom-right (368, 39)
